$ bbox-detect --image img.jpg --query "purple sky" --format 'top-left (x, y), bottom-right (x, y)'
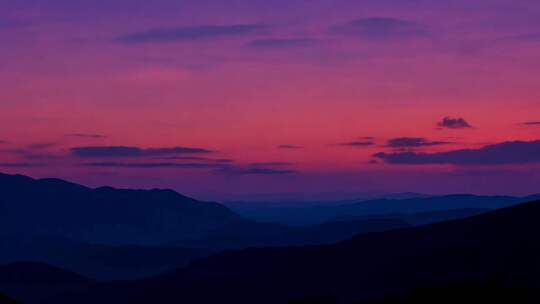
top-left (1, 0), bottom-right (540, 199)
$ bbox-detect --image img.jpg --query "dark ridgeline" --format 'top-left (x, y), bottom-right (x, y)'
top-left (0, 173), bottom-right (408, 281)
top-left (228, 194), bottom-right (537, 225)
top-left (45, 199), bottom-right (540, 304)
top-left (0, 173), bottom-right (247, 245)
top-left (2, 172), bottom-right (540, 303)
top-left (0, 236), bottom-right (213, 280)
top-left (172, 218), bottom-right (409, 249)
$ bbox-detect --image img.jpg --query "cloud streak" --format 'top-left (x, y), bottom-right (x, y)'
top-left (82, 162), bottom-right (222, 169)
top-left (332, 17), bottom-right (430, 41)
top-left (335, 141), bottom-right (375, 147)
top-left (437, 117), bottom-right (472, 129)
top-left (248, 39), bottom-right (316, 48)
top-left (216, 161), bottom-right (296, 175)
top-left (387, 137), bottom-right (451, 148)
top-left (116, 24), bottom-right (264, 44)
top-left (374, 140), bottom-right (540, 165)
top-left (0, 162), bottom-right (44, 168)
top-left (71, 146), bottom-right (212, 157)
top-left (217, 167), bottom-right (296, 175)
top-left (278, 145), bottom-right (303, 149)
top-left (66, 133), bottom-right (107, 139)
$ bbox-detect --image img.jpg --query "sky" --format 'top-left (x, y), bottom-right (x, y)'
top-left (1, 0), bottom-right (540, 200)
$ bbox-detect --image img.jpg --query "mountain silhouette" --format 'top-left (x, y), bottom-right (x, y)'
top-left (229, 194), bottom-right (533, 225)
top-left (0, 173), bottom-right (409, 281)
top-left (173, 218), bottom-right (409, 249)
top-left (45, 199), bottom-right (540, 304)
top-left (0, 173), bottom-right (247, 245)
top-left (0, 235), bottom-right (213, 280)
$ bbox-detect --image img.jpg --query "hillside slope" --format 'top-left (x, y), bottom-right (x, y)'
top-left (49, 199), bottom-right (540, 304)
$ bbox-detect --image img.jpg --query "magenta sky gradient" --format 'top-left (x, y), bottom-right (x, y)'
top-left (1, 0), bottom-right (540, 198)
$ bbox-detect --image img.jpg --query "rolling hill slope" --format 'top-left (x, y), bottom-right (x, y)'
top-left (48, 199), bottom-right (540, 304)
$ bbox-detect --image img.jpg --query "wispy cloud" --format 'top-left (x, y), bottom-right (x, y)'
top-left (278, 145), bottom-right (303, 149)
top-left (65, 133), bottom-right (107, 139)
top-left (116, 24), bottom-right (265, 44)
top-left (81, 162), bottom-right (223, 169)
top-left (334, 141), bottom-right (375, 147)
top-left (71, 146), bottom-right (213, 157)
top-left (248, 162), bottom-right (292, 167)
top-left (215, 162), bottom-right (296, 175)
top-left (332, 17), bottom-right (430, 41)
top-left (27, 142), bottom-right (58, 150)
top-left (386, 137), bottom-right (451, 148)
top-left (0, 142), bottom-right (61, 161)
top-left (218, 167), bottom-right (296, 175)
top-left (248, 38), bottom-right (317, 48)
top-left (374, 140), bottom-right (540, 165)
top-left (523, 121), bottom-right (540, 126)
top-left (507, 33), bottom-right (540, 43)
top-left (437, 117), bottom-right (472, 129)
top-left (0, 162), bottom-right (44, 168)
top-left (164, 156), bottom-right (234, 163)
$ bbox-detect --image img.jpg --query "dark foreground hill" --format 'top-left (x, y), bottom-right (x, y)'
top-left (0, 173), bottom-right (247, 245)
top-left (0, 262), bottom-right (92, 304)
top-left (48, 199), bottom-right (540, 304)
top-left (0, 173), bottom-right (408, 281)
top-left (0, 235), bottom-right (213, 280)
top-left (0, 294), bottom-right (19, 304)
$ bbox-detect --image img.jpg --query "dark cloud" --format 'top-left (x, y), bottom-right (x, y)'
top-left (387, 137), bottom-right (451, 148)
top-left (215, 159), bottom-right (234, 163)
top-left (374, 140), bottom-right (540, 165)
top-left (335, 141), bottom-right (375, 147)
top-left (248, 39), bottom-right (317, 48)
top-left (278, 145), bottom-right (303, 149)
top-left (71, 146), bottom-right (212, 157)
top-left (66, 133), bottom-right (107, 139)
top-left (0, 19), bottom-right (29, 29)
top-left (523, 121), bottom-right (540, 126)
top-left (0, 162), bottom-right (44, 168)
top-left (437, 117), bottom-right (472, 129)
top-left (0, 143), bottom-right (61, 160)
top-left (248, 162), bottom-right (293, 167)
top-left (116, 24), bottom-right (265, 44)
top-left (27, 142), bottom-right (58, 150)
top-left (164, 156), bottom-right (234, 163)
top-left (217, 167), bottom-right (296, 175)
top-left (82, 162), bottom-right (222, 169)
top-left (215, 162), bottom-right (296, 175)
top-left (509, 33), bottom-right (540, 43)
top-left (234, 168), bottom-right (295, 175)
top-left (332, 17), bottom-right (430, 41)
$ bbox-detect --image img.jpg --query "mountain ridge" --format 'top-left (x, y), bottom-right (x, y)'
top-left (46, 198), bottom-right (540, 303)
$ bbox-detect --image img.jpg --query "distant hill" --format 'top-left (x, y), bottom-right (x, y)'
top-left (228, 194), bottom-right (534, 225)
top-left (47, 199), bottom-right (540, 303)
top-left (173, 218), bottom-right (409, 249)
top-left (0, 235), bottom-right (213, 280)
top-left (0, 173), bottom-right (409, 280)
top-left (0, 173), bottom-right (247, 245)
